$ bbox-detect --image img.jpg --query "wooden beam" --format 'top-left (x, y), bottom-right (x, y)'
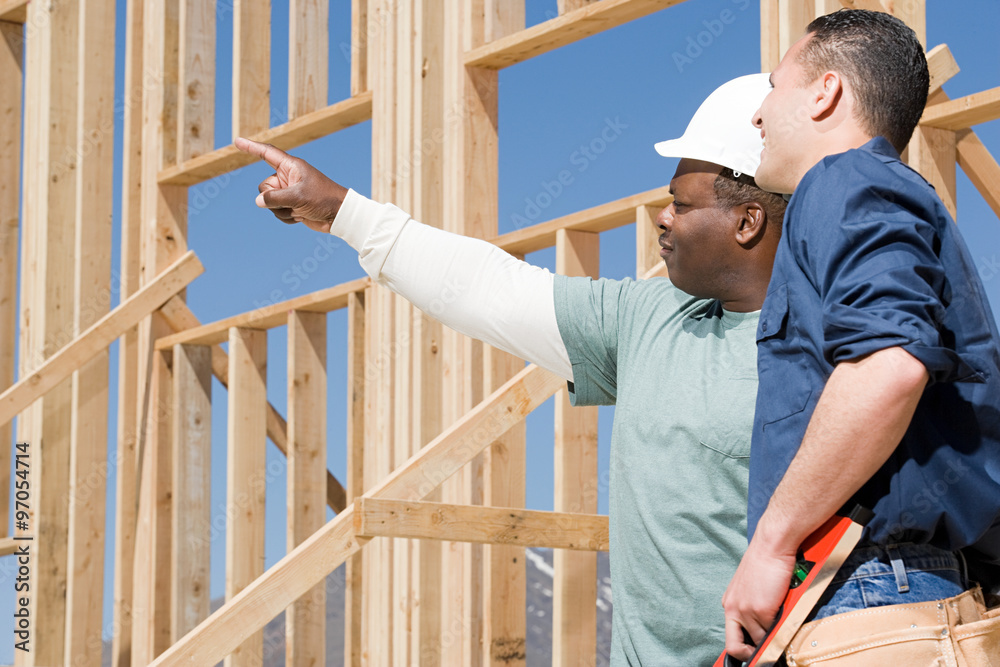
top-left (558, 0), bottom-right (597, 14)
top-left (148, 363), bottom-right (564, 667)
top-left (132, 341), bottom-right (175, 663)
top-left (779, 0), bottom-right (813, 59)
top-left (178, 0), bottom-right (216, 161)
top-left (232, 0), bottom-right (271, 139)
top-left (0, 251), bottom-right (204, 428)
top-left (162, 91), bottom-right (373, 186)
top-left (921, 86), bottom-right (1000, 131)
top-left (635, 204), bottom-right (662, 278)
top-left (155, 277), bottom-right (370, 349)
top-left (157, 296), bottom-right (349, 513)
top-left (0, 20), bottom-right (23, 539)
top-left (482, 346), bottom-right (527, 666)
top-left (350, 0), bottom-right (368, 95)
top-left (0, 535), bottom-right (22, 556)
top-left (20, 0), bottom-right (79, 659)
top-left (355, 499), bottom-right (610, 551)
top-left (344, 290), bottom-right (365, 667)
top-left (170, 344), bottom-right (212, 640)
top-left (226, 327), bottom-right (268, 667)
top-left (910, 89), bottom-right (957, 219)
top-left (926, 43), bottom-right (959, 95)
top-left (112, 2), bottom-right (145, 663)
top-left (494, 184), bottom-right (673, 257)
top-left (286, 311), bottom-right (327, 667)
top-left (957, 128), bottom-right (1000, 221)
top-left (465, 0), bottom-right (686, 70)
top-left (761, 0), bottom-right (780, 72)
top-left (553, 229), bottom-right (600, 667)
top-left (289, 0), bottom-right (328, 118)
top-left (0, 0), bottom-right (27, 23)
top-left (64, 0), bottom-right (116, 663)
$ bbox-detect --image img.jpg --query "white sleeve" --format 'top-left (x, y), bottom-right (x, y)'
top-left (332, 189), bottom-right (573, 381)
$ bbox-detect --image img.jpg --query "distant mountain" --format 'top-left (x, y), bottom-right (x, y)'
top-left (103, 548), bottom-right (612, 666)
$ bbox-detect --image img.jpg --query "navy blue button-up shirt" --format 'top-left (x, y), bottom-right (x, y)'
top-left (750, 137), bottom-right (1000, 559)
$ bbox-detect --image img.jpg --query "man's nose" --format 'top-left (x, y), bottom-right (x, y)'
top-left (752, 107), bottom-right (763, 128)
top-left (657, 205), bottom-right (673, 230)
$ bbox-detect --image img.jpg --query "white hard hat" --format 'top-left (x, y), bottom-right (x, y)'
top-left (654, 72), bottom-right (771, 178)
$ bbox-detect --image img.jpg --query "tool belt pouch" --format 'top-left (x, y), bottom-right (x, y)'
top-left (783, 586), bottom-right (1000, 666)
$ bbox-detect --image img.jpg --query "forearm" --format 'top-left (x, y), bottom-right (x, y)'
top-left (334, 190), bottom-right (573, 380)
top-left (756, 346), bottom-right (929, 552)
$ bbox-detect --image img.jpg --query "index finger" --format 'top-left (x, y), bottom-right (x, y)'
top-left (235, 137), bottom-right (291, 170)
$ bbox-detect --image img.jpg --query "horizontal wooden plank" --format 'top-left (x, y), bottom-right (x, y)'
top-left (921, 86), bottom-right (1000, 131)
top-left (159, 91), bottom-right (373, 186)
top-left (0, 251), bottom-right (203, 427)
top-left (0, 536), bottom-right (24, 556)
top-left (957, 128), bottom-right (1000, 221)
top-left (926, 43), bottom-right (959, 95)
top-left (356, 498), bottom-right (609, 551)
top-left (158, 297), bottom-right (348, 513)
top-left (149, 364), bottom-right (564, 667)
top-left (0, 0), bottom-right (27, 23)
top-left (155, 276), bottom-right (370, 349)
top-left (493, 184), bottom-right (672, 256)
top-left (465, 0), bottom-right (686, 70)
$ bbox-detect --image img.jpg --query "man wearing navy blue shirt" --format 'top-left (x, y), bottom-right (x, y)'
top-left (722, 9), bottom-right (1000, 663)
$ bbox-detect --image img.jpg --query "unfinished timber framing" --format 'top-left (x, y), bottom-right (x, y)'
top-left (2, 1), bottom-right (997, 666)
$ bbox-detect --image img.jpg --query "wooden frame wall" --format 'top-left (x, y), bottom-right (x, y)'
top-left (4, 1), bottom-right (999, 666)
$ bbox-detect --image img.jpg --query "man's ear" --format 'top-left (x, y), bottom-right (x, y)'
top-left (735, 202), bottom-right (766, 247)
top-left (812, 71), bottom-right (843, 121)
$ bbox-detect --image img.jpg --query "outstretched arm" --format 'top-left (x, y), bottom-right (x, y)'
top-left (235, 138), bottom-right (573, 380)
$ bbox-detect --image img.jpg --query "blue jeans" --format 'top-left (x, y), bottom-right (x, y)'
top-left (809, 542), bottom-right (966, 621)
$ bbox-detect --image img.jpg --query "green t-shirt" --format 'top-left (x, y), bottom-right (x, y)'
top-left (553, 274), bottom-right (759, 666)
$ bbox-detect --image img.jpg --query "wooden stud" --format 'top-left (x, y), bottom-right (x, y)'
top-left (890, 0), bottom-right (925, 47)
top-left (482, 346), bottom-right (527, 667)
top-left (161, 92), bottom-right (373, 186)
top-left (778, 0), bottom-right (813, 58)
top-left (761, 0), bottom-right (781, 72)
top-left (910, 89), bottom-right (957, 219)
top-left (558, 0), bottom-right (597, 15)
top-left (64, 0), bottom-right (116, 662)
top-left (18, 1), bottom-right (79, 658)
top-left (635, 204), bottom-right (664, 278)
top-left (233, 0), bottom-right (271, 139)
top-left (170, 344), bottom-right (212, 640)
top-left (0, 20), bottom-right (22, 538)
top-left (158, 296), bottom-right (350, 513)
top-left (178, 0), bottom-right (216, 161)
top-left (921, 86), bottom-right (1000, 131)
top-left (226, 327), bottom-right (268, 667)
top-left (287, 311), bottom-right (328, 667)
top-left (149, 364), bottom-right (564, 667)
top-left (553, 229), bottom-right (600, 667)
top-left (345, 291), bottom-right (366, 667)
top-left (289, 0), bottom-right (329, 118)
top-left (113, 1), bottom-right (145, 663)
top-left (351, 0), bottom-right (369, 95)
top-left (957, 128), bottom-right (1000, 221)
top-left (132, 338), bottom-right (175, 664)
top-left (465, 0), bottom-right (687, 70)
top-left (0, 251), bottom-right (203, 427)
top-left (356, 499), bottom-right (610, 551)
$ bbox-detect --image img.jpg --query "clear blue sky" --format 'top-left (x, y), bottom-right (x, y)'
top-left (3, 0), bottom-right (999, 661)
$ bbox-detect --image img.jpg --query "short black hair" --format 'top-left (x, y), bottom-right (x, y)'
top-left (713, 168), bottom-right (787, 229)
top-left (798, 9), bottom-right (929, 153)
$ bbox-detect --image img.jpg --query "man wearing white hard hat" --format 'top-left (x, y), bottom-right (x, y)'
top-left (235, 73), bottom-right (786, 665)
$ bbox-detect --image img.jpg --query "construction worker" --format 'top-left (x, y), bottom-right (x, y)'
top-left (236, 74), bottom-right (786, 665)
top-left (723, 10), bottom-right (1000, 664)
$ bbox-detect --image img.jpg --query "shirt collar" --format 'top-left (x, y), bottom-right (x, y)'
top-left (860, 135), bottom-right (900, 160)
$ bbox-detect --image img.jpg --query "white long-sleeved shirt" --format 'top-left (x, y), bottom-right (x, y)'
top-left (333, 189), bottom-right (573, 380)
